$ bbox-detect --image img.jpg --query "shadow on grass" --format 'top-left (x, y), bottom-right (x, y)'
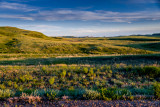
top-left (109, 38), bottom-right (160, 41)
top-left (121, 42), bottom-right (160, 52)
top-left (0, 54), bottom-right (160, 66)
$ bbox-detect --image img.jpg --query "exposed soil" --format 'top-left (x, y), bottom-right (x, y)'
top-left (0, 100), bottom-right (160, 107)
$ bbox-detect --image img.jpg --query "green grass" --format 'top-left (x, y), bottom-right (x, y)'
top-left (0, 26), bottom-right (160, 100)
top-left (0, 54), bottom-right (160, 65)
top-left (0, 59), bottom-right (159, 100)
top-left (0, 26), bottom-right (47, 38)
top-left (0, 26), bottom-right (159, 55)
top-left (123, 42), bottom-right (160, 52)
top-left (109, 36), bottom-right (160, 41)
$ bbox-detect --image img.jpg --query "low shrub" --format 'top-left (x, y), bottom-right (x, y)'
top-left (99, 88), bottom-right (132, 100)
top-left (23, 89), bottom-right (34, 95)
top-left (7, 81), bottom-right (12, 87)
top-left (46, 90), bottom-right (57, 100)
top-left (83, 67), bottom-right (88, 74)
top-left (61, 70), bottom-right (66, 78)
top-left (0, 84), bottom-right (6, 89)
top-left (99, 88), bottom-right (112, 101)
top-left (153, 82), bottom-right (160, 99)
top-left (32, 89), bottom-right (59, 100)
top-left (116, 89), bottom-right (132, 100)
top-left (63, 88), bottom-right (85, 99)
top-left (83, 89), bottom-right (101, 100)
top-left (49, 77), bottom-right (55, 85)
top-left (0, 89), bottom-right (15, 99)
top-left (130, 88), bottom-right (154, 95)
top-left (20, 93), bottom-right (41, 103)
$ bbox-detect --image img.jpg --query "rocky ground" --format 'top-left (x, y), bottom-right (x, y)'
top-left (0, 100), bottom-right (160, 107)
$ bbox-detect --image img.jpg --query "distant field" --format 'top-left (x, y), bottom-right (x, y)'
top-left (1, 27), bottom-right (160, 55)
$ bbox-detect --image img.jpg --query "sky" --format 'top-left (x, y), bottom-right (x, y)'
top-left (0, 0), bottom-right (160, 37)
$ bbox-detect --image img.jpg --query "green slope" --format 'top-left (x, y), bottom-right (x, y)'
top-left (123, 42), bottom-right (160, 52)
top-left (0, 26), bottom-right (157, 55)
top-left (0, 26), bottom-right (47, 38)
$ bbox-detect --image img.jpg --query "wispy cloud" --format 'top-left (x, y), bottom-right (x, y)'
top-left (19, 25), bottom-right (61, 32)
top-left (0, 14), bottom-right (34, 20)
top-left (16, 23), bottom-right (160, 37)
top-left (0, 2), bottom-right (38, 11)
top-left (17, 24), bottom-right (121, 36)
top-left (1, 3), bottom-right (160, 23)
top-left (17, 25), bottom-right (63, 36)
top-left (29, 9), bottom-right (160, 23)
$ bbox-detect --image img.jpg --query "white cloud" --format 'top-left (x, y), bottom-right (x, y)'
top-left (17, 25), bottom-right (63, 36)
top-left (0, 14), bottom-right (34, 20)
top-left (29, 9), bottom-right (160, 23)
top-left (15, 23), bottom-right (160, 37)
top-left (0, 2), bottom-right (37, 11)
top-left (1, 5), bottom-right (160, 23)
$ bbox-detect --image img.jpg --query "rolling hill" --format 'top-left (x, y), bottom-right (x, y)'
top-left (0, 26), bottom-right (159, 55)
top-left (0, 26), bottom-right (47, 38)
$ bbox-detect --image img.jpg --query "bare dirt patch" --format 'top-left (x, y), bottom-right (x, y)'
top-left (0, 100), bottom-right (159, 107)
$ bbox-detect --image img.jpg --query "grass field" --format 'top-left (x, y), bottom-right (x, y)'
top-left (0, 54), bottom-right (160, 102)
top-left (1, 27), bottom-right (160, 55)
top-left (0, 27), bottom-right (159, 105)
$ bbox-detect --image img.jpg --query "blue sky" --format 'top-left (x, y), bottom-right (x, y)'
top-left (0, 0), bottom-right (160, 37)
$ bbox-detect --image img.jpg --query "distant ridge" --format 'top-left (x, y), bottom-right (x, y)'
top-left (129, 33), bottom-right (160, 37)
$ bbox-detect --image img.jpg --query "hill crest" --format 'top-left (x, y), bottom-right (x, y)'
top-left (0, 26), bottom-right (47, 38)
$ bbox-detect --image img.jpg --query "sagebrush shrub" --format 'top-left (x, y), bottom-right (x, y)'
top-left (46, 90), bottom-right (56, 100)
top-left (0, 89), bottom-right (15, 99)
top-left (49, 77), bottom-right (55, 85)
top-left (154, 82), bottom-right (160, 99)
top-left (0, 84), bottom-right (6, 90)
top-left (99, 88), bottom-right (132, 100)
top-left (83, 89), bottom-right (101, 100)
top-left (83, 67), bottom-right (88, 74)
top-left (61, 70), bottom-right (66, 78)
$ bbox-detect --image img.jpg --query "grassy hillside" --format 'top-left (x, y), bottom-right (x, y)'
top-left (121, 42), bottom-right (160, 52)
top-left (0, 27), bottom-right (160, 101)
top-left (0, 26), bottom-right (159, 55)
top-left (0, 26), bottom-right (47, 38)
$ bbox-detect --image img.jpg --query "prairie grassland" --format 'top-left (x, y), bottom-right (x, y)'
top-left (0, 26), bottom-right (159, 55)
top-left (0, 54), bottom-right (159, 101)
top-left (0, 27), bottom-right (160, 102)
top-left (0, 54), bottom-right (160, 65)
